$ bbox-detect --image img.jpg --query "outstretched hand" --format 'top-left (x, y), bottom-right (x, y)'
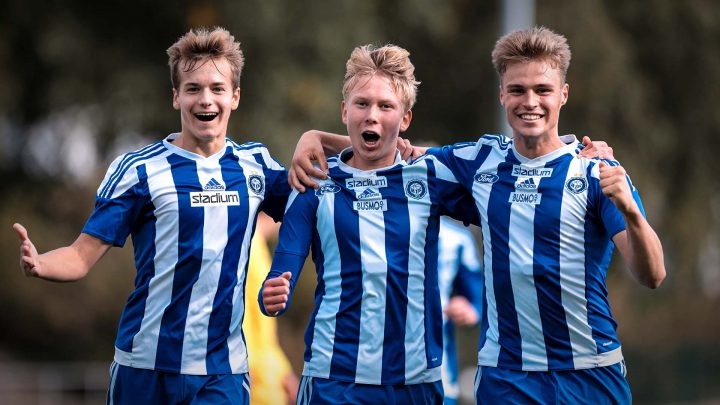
top-left (261, 272), bottom-right (292, 315)
top-left (13, 223), bottom-right (40, 277)
top-left (578, 136), bottom-right (614, 160)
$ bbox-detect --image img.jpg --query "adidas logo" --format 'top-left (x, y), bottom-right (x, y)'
top-left (204, 178), bottom-right (225, 191)
top-left (357, 187), bottom-right (382, 200)
top-left (516, 177), bottom-right (538, 190)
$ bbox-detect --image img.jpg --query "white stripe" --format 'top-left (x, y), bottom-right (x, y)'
top-left (181, 161), bottom-right (227, 374)
top-left (404, 165), bottom-right (431, 382)
top-left (473, 365), bottom-right (482, 395)
top-left (475, 151), bottom-right (507, 367)
top-left (559, 158), bottom-right (596, 368)
top-left (305, 192), bottom-right (341, 378)
top-left (128, 157), bottom-right (178, 369)
top-left (227, 194), bottom-right (258, 374)
top-left (107, 361), bottom-right (119, 405)
top-left (355, 199), bottom-right (387, 384)
top-left (508, 176), bottom-right (548, 370)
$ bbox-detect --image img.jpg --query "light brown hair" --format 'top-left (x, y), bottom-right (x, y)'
top-left (342, 44), bottom-right (420, 112)
top-left (492, 26), bottom-right (571, 82)
top-left (167, 27), bottom-right (245, 90)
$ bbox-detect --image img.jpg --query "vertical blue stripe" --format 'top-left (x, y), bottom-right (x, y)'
top-left (155, 154), bottom-right (204, 371)
top-left (304, 227), bottom-right (326, 363)
top-left (379, 168), bottom-right (410, 384)
top-left (205, 153), bottom-right (250, 373)
top-left (423, 161), bottom-right (443, 370)
top-left (115, 165), bottom-right (154, 352)
top-left (491, 157), bottom-right (522, 368)
top-left (329, 188), bottom-right (362, 380)
top-left (533, 156), bottom-right (574, 369)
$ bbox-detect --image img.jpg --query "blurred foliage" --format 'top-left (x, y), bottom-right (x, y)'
top-left (1, 0), bottom-right (719, 403)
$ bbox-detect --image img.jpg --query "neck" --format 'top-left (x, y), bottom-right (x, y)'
top-left (512, 132), bottom-right (565, 159)
top-left (174, 133), bottom-right (226, 157)
top-left (346, 151), bottom-right (397, 171)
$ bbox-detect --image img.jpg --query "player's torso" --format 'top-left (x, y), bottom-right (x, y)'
top-left (302, 159), bottom-right (443, 384)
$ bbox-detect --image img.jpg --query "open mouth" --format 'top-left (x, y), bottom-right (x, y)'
top-left (194, 112), bottom-right (218, 122)
top-left (361, 131), bottom-right (380, 144)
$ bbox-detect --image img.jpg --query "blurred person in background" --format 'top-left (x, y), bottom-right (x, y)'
top-left (12, 27), bottom-right (293, 404)
top-left (243, 212), bottom-right (299, 405)
top-left (437, 216), bottom-right (483, 405)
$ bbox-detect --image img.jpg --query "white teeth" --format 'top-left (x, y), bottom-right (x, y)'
top-left (520, 114), bottom-right (541, 120)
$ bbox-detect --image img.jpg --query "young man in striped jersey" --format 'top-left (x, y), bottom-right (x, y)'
top-left (260, 44), bottom-right (480, 404)
top-left (290, 27), bottom-right (666, 404)
top-left (13, 27), bottom-right (292, 404)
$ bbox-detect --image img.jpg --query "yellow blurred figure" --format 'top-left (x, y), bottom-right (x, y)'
top-left (244, 213), bottom-right (299, 405)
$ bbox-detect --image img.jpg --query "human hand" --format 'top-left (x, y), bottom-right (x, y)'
top-left (289, 131), bottom-right (329, 192)
top-left (444, 296), bottom-right (479, 326)
top-left (262, 272), bottom-right (292, 315)
top-left (578, 136), bottom-right (614, 160)
top-left (599, 162), bottom-right (636, 215)
top-left (13, 223), bottom-right (41, 277)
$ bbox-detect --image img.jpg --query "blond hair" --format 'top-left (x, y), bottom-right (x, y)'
top-left (342, 44), bottom-right (420, 112)
top-left (167, 27), bottom-right (245, 90)
top-left (492, 26), bottom-right (571, 81)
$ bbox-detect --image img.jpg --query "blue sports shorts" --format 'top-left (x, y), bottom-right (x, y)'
top-left (106, 361), bottom-right (250, 405)
top-left (297, 375), bottom-right (443, 405)
top-left (474, 361), bottom-right (631, 405)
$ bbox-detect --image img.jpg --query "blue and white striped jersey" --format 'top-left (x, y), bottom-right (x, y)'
top-left (437, 217), bottom-right (483, 400)
top-left (428, 135), bottom-right (644, 372)
top-left (82, 133), bottom-right (290, 375)
top-left (260, 149), bottom-right (479, 385)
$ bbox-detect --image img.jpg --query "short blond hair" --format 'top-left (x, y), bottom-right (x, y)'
top-left (342, 44), bottom-right (420, 112)
top-left (492, 26), bottom-right (571, 82)
top-left (167, 27), bottom-right (245, 90)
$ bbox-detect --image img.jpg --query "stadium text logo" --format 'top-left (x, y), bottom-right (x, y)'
top-left (512, 165), bottom-right (553, 178)
top-left (565, 177), bottom-right (588, 194)
top-left (508, 192), bottom-right (542, 205)
top-left (248, 175), bottom-right (264, 195)
top-left (474, 172), bottom-right (499, 184)
top-left (346, 176), bottom-right (388, 190)
top-left (353, 199), bottom-right (388, 211)
top-left (315, 184), bottom-right (341, 196)
top-left (190, 191), bottom-right (241, 207)
top-left (405, 179), bottom-right (428, 200)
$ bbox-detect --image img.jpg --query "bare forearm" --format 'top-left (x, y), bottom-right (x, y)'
top-left (33, 234), bottom-right (110, 282)
top-left (621, 212), bottom-right (666, 289)
top-left (315, 131), bottom-right (350, 155)
top-left (34, 246), bottom-right (94, 281)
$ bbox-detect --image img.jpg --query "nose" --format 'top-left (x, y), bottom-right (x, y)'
top-left (522, 90), bottom-right (538, 108)
top-left (199, 88), bottom-right (213, 107)
top-left (365, 105), bottom-right (379, 123)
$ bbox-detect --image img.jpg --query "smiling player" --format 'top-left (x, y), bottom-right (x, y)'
top-left (13, 27), bottom-right (292, 404)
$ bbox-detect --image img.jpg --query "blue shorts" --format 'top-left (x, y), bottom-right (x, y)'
top-left (107, 362), bottom-right (250, 405)
top-left (474, 362), bottom-right (631, 405)
top-left (297, 376), bottom-right (443, 405)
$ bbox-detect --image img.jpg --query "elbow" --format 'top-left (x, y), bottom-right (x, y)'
top-left (641, 267), bottom-right (666, 289)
